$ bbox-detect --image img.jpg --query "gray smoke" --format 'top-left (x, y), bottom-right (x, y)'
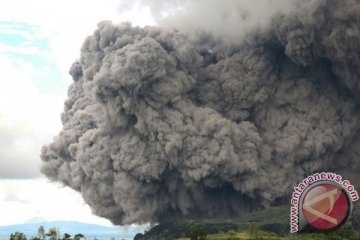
top-left (118, 0), bottom-right (300, 41)
top-left (41, 0), bottom-right (360, 225)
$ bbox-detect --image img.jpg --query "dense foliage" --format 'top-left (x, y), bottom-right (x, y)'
top-left (8, 226), bottom-right (87, 240)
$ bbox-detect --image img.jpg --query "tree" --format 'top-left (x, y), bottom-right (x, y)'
top-left (226, 230), bottom-right (239, 240)
top-left (249, 220), bottom-right (258, 240)
top-left (38, 226), bottom-right (46, 240)
top-left (30, 237), bottom-right (41, 240)
top-left (62, 233), bottom-right (71, 240)
top-left (133, 233), bottom-right (144, 240)
top-left (186, 226), bottom-right (207, 240)
top-left (73, 233), bottom-right (85, 240)
top-left (46, 228), bottom-right (59, 240)
top-left (10, 232), bottom-right (27, 240)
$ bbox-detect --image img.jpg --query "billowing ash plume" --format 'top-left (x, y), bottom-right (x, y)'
top-left (41, 0), bottom-right (360, 225)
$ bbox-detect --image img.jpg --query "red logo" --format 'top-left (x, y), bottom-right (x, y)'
top-left (301, 183), bottom-right (350, 230)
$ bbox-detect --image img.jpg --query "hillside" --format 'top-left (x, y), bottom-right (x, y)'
top-left (134, 201), bottom-right (360, 240)
top-left (133, 205), bottom-right (289, 240)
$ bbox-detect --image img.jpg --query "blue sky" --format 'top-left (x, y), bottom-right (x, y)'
top-left (0, 0), bottom-right (154, 226)
top-left (0, 21), bottom-right (63, 94)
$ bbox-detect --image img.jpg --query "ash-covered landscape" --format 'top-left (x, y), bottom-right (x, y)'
top-left (1, 0), bottom-right (359, 240)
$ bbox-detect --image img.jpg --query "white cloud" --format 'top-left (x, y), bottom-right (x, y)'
top-left (0, 178), bottom-right (112, 226)
top-left (0, 0), bottom-right (155, 179)
top-left (0, 54), bottom-right (64, 179)
top-left (0, 44), bottom-right (45, 55)
top-left (0, 0), bottom-right (155, 226)
top-left (0, 0), bottom-right (155, 83)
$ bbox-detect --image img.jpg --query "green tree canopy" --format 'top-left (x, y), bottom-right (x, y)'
top-left (38, 226), bottom-right (46, 240)
top-left (186, 226), bottom-right (207, 240)
top-left (10, 232), bottom-right (27, 240)
top-left (73, 233), bottom-right (85, 240)
top-left (46, 227), bottom-right (59, 240)
top-left (62, 233), bottom-right (71, 240)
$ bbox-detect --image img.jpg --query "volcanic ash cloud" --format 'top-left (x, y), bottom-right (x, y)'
top-left (41, 0), bottom-right (360, 225)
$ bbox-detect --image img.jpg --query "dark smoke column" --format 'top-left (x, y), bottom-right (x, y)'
top-left (41, 0), bottom-right (360, 225)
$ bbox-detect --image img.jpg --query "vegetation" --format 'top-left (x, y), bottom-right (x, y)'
top-left (38, 226), bottom-right (45, 240)
top-left (177, 228), bottom-right (360, 240)
top-left (186, 226), bottom-right (207, 240)
top-left (9, 201), bottom-right (360, 240)
top-left (135, 201), bottom-right (360, 240)
top-left (8, 226), bottom-right (87, 240)
top-left (10, 232), bottom-right (27, 240)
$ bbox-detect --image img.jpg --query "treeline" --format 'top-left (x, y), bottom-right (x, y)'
top-left (9, 226), bottom-right (85, 240)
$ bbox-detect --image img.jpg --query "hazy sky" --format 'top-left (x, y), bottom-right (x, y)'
top-left (0, 0), bottom-right (155, 226)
